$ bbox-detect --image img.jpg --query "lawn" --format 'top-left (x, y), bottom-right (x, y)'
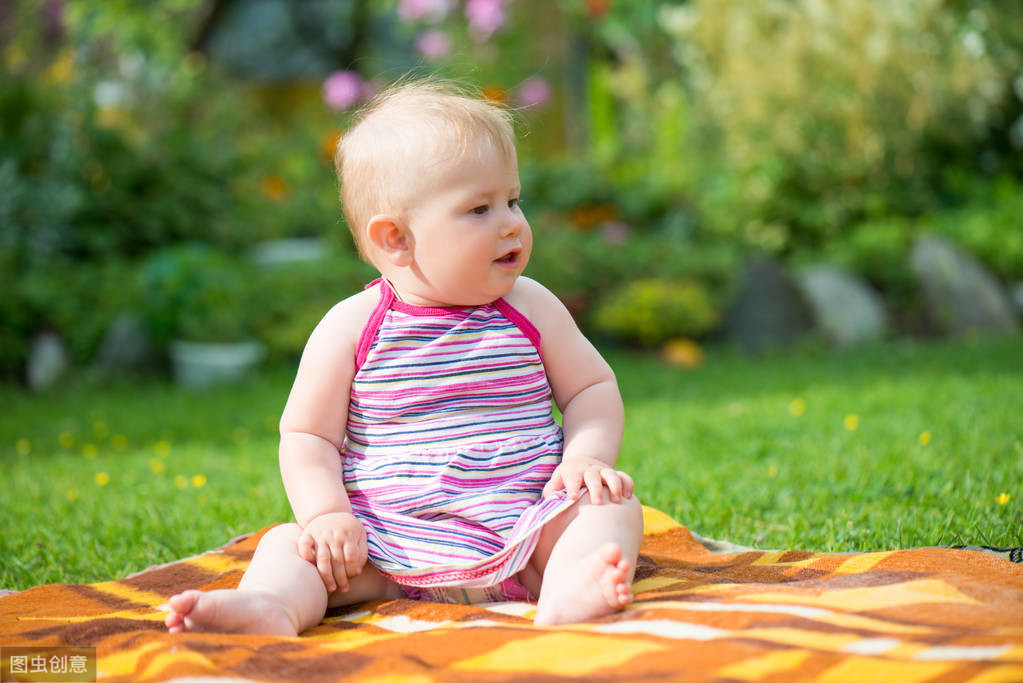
top-left (1, 336), bottom-right (1020, 592)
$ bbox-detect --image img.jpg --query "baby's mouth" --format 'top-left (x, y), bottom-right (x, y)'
top-left (495, 249), bottom-right (520, 265)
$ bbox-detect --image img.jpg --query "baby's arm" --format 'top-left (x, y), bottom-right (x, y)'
top-left (507, 278), bottom-right (633, 505)
top-left (278, 290), bottom-right (377, 593)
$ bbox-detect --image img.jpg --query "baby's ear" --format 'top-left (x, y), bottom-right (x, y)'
top-left (365, 214), bottom-right (412, 267)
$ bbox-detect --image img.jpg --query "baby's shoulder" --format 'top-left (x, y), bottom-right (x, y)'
top-left (309, 286), bottom-right (380, 347)
top-left (503, 277), bottom-right (564, 326)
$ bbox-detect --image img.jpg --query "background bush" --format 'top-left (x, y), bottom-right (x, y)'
top-left (662, 0), bottom-right (1023, 254)
top-left (592, 279), bottom-right (719, 347)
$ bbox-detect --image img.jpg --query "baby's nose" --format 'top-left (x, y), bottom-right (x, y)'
top-left (501, 212), bottom-right (524, 237)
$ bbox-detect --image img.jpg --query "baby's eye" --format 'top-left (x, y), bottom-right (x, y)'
top-left (508, 198), bottom-right (520, 209)
top-left (471, 205), bottom-right (489, 215)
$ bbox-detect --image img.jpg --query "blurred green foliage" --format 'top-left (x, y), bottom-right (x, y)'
top-left (2, 0), bottom-right (1022, 382)
top-left (138, 245), bottom-right (254, 344)
top-left (930, 177), bottom-right (1023, 281)
top-left (592, 279), bottom-right (718, 347)
top-left (663, 0), bottom-right (1023, 251)
top-left (137, 243), bottom-right (374, 350)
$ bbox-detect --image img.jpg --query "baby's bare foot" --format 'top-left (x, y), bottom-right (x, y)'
top-left (164, 589), bottom-right (298, 636)
top-left (534, 543), bottom-right (633, 626)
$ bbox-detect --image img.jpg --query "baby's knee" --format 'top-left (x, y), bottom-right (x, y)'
top-left (621, 494), bottom-right (644, 525)
top-left (257, 522), bottom-right (303, 550)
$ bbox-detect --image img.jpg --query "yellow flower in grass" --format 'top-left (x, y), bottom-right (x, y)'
top-left (82, 443), bottom-right (98, 459)
top-left (788, 398), bottom-right (806, 417)
top-left (662, 338), bottom-right (704, 368)
top-left (150, 458), bottom-right (166, 475)
top-left (155, 440), bottom-right (172, 457)
top-left (15, 438), bottom-right (31, 456)
top-left (111, 435), bottom-right (128, 451)
top-left (95, 472), bottom-right (110, 486)
top-left (59, 432), bottom-right (75, 449)
top-left (918, 431), bottom-right (931, 446)
top-left (192, 474), bottom-right (207, 488)
top-left (174, 475), bottom-right (189, 490)
top-left (843, 414), bottom-right (859, 431)
top-left (996, 493), bottom-right (1011, 506)
top-left (66, 489), bottom-right (79, 502)
top-left (767, 464), bottom-right (778, 479)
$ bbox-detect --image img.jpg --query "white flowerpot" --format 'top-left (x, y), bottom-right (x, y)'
top-left (169, 340), bottom-right (265, 388)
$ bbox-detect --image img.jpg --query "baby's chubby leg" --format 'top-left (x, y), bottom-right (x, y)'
top-left (164, 523), bottom-right (400, 636)
top-left (528, 491), bottom-right (644, 626)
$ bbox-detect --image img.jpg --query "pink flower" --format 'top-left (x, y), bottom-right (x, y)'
top-left (399, 0), bottom-right (453, 24)
top-left (465, 0), bottom-right (508, 43)
top-left (42, 0), bottom-right (65, 44)
top-left (323, 71), bottom-right (364, 111)
top-left (516, 76), bottom-right (551, 108)
top-left (601, 221), bottom-right (629, 245)
top-left (416, 30), bottom-right (452, 60)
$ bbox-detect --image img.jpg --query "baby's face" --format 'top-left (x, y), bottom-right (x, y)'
top-left (398, 138), bottom-right (531, 307)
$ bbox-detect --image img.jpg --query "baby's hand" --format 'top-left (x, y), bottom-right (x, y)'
top-left (297, 512), bottom-right (368, 593)
top-left (543, 457), bottom-right (635, 505)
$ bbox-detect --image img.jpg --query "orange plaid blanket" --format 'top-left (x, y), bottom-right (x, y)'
top-left (1, 507), bottom-right (1021, 681)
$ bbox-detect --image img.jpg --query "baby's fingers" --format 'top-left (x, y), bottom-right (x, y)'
top-left (618, 470), bottom-right (635, 499)
top-left (316, 541), bottom-right (338, 593)
top-left (543, 469), bottom-right (565, 498)
top-left (562, 469), bottom-right (586, 501)
top-left (297, 531), bottom-right (316, 563)
top-left (601, 468), bottom-right (623, 503)
top-left (343, 538), bottom-right (364, 577)
top-left (330, 542), bottom-right (351, 593)
top-left (583, 468), bottom-right (604, 504)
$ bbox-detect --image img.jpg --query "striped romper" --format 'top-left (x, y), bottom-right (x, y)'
top-left (341, 280), bottom-right (575, 603)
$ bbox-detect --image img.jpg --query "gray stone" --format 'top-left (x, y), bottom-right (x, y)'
top-left (26, 331), bottom-right (68, 390)
top-left (724, 257), bottom-right (815, 352)
top-left (796, 265), bottom-right (887, 347)
top-left (97, 313), bottom-right (151, 373)
top-left (1011, 281), bottom-right (1023, 315)
top-left (909, 235), bottom-right (1019, 337)
top-left (250, 238), bottom-right (328, 266)
top-left (169, 340), bottom-right (266, 389)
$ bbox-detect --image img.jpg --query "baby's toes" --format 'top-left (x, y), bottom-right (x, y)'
top-left (168, 590), bottom-right (199, 614)
top-left (597, 568), bottom-right (624, 606)
top-left (598, 543), bottom-right (623, 567)
top-left (165, 611), bottom-right (185, 632)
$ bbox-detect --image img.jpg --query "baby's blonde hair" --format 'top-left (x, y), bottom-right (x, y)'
top-left (336, 78), bottom-right (517, 261)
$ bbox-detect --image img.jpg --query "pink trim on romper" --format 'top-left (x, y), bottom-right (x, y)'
top-left (354, 279), bottom-right (544, 367)
top-left (493, 297), bottom-right (543, 363)
top-left (354, 279), bottom-right (393, 371)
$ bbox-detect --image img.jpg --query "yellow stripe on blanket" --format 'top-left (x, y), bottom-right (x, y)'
top-left (815, 656), bottom-right (954, 683)
top-left (833, 551), bottom-right (895, 574)
top-left (640, 505), bottom-right (682, 535)
top-left (717, 650), bottom-right (814, 680)
top-left (740, 578), bottom-right (980, 611)
top-left (452, 632), bottom-right (666, 676)
top-left (92, 580), bottom-right (170, 608)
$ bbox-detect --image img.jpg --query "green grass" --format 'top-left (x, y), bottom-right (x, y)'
top-left (2, 336), bottom-right (1021, 591)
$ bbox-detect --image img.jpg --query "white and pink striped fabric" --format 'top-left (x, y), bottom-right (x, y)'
top-left (341, 280), bottom-right (573, 589)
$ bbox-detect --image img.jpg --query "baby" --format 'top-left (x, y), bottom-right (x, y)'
top-left (165, 79), bottom-right (643, 635)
